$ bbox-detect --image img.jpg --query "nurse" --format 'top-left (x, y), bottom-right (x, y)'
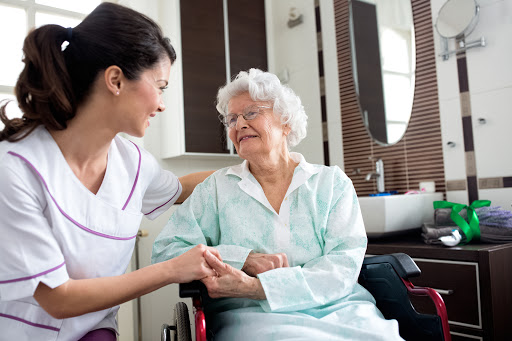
top-left (0, 3), bottom-right (219, 340)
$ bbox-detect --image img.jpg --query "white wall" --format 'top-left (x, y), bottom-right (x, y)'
top-left (320, 0), bottom-right (344, 170)
top-left (431, 0), bottom-right (512, 208)
top-left (265, 0), bottom-right (325, 165)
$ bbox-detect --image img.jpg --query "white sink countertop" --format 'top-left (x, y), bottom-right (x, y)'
top-left (358, 192), bottom-right (444, 237)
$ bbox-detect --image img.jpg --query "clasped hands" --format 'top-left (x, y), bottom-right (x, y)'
top-left (201, 249), bottom-right (289, 300)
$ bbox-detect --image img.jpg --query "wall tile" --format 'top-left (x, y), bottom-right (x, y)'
top-left (479, 177), bottom-right (504, 189)
top-left (447, 180), bottom-right (467, 191)
top-left (432, 39), bottom-right (461, 100)
top-left (270, 0), bottom-right (319, 74)
top-left (288, 63), bottom-right (324, 165)
top-left (446, 190), bottom-right (470, 205)
top-left (479, 187), bottom-right (512, 210)
top-left (470, 87), bottom-right (512, 178)
top-left (438, 97), bottom-right (466, 180)
top-left (466, 0), bottom-right (512, 94)
top-left (430, 0), bottom-right (463, 101)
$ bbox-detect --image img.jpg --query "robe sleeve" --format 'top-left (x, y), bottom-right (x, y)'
top-left (141, 150), bottom-right (182, 220)
top-left (257, 171), bottom-right (367, 312)
top-left (151, 173), bottom-right (252, 269)
top-left (0, 163), bottom-right (69, 301)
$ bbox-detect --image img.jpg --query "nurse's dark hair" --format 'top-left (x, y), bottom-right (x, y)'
top-left (0, 2), bottom-right (176, 142)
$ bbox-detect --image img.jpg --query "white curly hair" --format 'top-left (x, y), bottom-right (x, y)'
top-left (216, 68), bottom-right (308, 148)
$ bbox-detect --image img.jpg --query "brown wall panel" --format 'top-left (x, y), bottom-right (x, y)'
top-left (181, 0), bottom-right (267, 153)
top-left (181, 0), bottom-right (227, 153)
top-left (228, 0), bottom-right (267, 76)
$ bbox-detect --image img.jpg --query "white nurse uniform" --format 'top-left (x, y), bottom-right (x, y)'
top-left (0, 126), bottom-right (181, 340)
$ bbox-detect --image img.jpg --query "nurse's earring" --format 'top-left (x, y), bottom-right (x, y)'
top-left (116, 91), bottom-right (119, 96)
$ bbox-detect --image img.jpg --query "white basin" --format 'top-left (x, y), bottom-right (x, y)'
top-left (358, 193), bottom-right (443, 237)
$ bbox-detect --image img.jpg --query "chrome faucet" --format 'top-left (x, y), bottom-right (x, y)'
top-left (365, 157), bottom-right (385, 193)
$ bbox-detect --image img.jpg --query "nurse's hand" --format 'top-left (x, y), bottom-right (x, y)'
top-left (201, 250), bottom-right (266, 300)
top-left (242, 252), bottom-right (289, 277)
top-left (168, 244), bottom-right (221, 283)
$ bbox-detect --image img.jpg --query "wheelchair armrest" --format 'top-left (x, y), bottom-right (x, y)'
top-left (179, 281), bottom-right (207, 298)
top-left (363, 253), bottom-right (421, 279)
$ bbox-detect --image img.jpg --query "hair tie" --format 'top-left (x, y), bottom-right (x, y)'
top-left (66, 27), bottom-right (73, 41)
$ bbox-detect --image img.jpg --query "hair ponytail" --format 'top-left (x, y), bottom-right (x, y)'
top-left (0, 25), bottom-right (74, 142)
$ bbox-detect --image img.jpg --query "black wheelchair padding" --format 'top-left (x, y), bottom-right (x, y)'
top-left (363, 253), bottom-right (421, 279)
top-left (359, 253), bottom-right (445, 341)
top-left (179, 281), bottom-right (207, 298)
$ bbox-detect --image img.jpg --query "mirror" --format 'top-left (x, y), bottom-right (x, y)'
top-left (349, 0), bottom-right (416, 146)
top-left (435, 0), bottom-right (479, 38)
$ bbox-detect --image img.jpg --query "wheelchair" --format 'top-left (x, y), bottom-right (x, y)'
top-left (162, 253), bottom-right (451, 341)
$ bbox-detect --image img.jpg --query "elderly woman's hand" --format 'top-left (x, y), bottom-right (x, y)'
top-left (242, 252), bottom-right (289, 277)
top-left (201, 250), bottom-right (266, 300)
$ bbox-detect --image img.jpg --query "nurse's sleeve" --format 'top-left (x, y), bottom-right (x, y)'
top-left (141, 151), bottom-right (182, 220)
top-left (151, 174), bottom-right (252, 270)
top-left (257, 171), bottom-right (367, 312)
top-left (0, 165), bottom-right (69, 301)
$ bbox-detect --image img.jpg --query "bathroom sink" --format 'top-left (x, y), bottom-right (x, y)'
top-left (358, 193), bottom-right (443, 237)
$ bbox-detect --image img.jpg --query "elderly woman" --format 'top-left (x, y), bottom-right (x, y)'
top-left (152, 69), bottom-right (403, 340)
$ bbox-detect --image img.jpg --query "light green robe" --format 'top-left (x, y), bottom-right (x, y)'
top-left (152, 153), bottom-right (403, 340)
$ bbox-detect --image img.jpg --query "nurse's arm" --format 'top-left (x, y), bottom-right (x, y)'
top-left (176, 170), bottom-right (215, 203)
top-left (33, 244), bottom-right (220, 319)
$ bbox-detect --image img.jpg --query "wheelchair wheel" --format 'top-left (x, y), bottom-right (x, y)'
top-left (172, 302), bottom-right (191, 341)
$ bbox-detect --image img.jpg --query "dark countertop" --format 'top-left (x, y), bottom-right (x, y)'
top-left (366, 230), bottom-right (512, 261)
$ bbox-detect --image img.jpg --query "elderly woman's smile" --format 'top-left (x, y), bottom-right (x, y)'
top-left (239, 135), bottom-right (258, 142)
top-left (226, 92), bottom-right (290, 162)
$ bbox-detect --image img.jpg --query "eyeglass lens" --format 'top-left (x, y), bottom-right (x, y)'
top-left (224, 106), bottom-right (270, 127)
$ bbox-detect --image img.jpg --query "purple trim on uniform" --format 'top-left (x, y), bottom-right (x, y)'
top-left (0, 262), bottom-right (65, 284)
top-left (0, 313), bottom-right (60, 332)
top-left (122, 141), bottom-right (141, 210)
top-left (7, 151), bottom-right (137, 241)
top-left (143, 182), bottom-right (182, 216)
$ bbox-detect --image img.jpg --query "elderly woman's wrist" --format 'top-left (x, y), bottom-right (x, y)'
top-left (244, 277), bottom-right (265, 300)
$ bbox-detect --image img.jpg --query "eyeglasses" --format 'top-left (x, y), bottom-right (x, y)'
top-left (220, 105), bottom-right (272, 128)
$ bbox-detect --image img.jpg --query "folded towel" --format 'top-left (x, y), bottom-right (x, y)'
top-left (431, 206), bottom-right (512, 244)
top-left (424, 222), bottom-right (512, 245)
top-left (422, 223), bottom-right (455, 239)
top-left (435, 206), bottom-right (512, 228)
top-left (422, 223), bottom-right (463, 245)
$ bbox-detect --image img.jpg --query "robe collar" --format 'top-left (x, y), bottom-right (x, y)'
top-left (226, 152), bottom-right (322, 215)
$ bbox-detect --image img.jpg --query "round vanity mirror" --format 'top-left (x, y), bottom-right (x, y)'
top-left (349, 0), bottom-right (416, 146)
top-left (435, 0), bottom-right (479, 38)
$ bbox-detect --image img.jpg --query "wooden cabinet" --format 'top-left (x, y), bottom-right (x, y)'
top-left (179, 0), bottom-right (267, 155)
top-left (367, 236), bottom-right (512, 340)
